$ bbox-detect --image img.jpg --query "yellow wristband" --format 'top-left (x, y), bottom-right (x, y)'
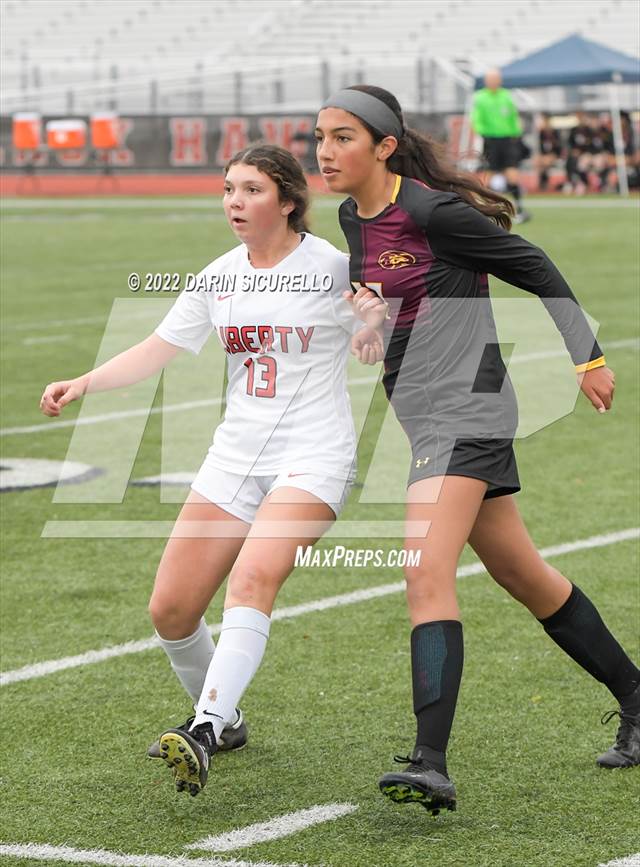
top-left (575, 355), bottom-right (606, 374)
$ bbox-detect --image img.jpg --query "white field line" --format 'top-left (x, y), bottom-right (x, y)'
top-left (0, 376), bottom-right (372, 436)
top-left (2, 337), bottom-right (638, 437)
top-left (2, 196), bottom-right (639, 209)
top-left (39, 520), bottom-right (417, 540)
top-left (599, 855), bottom-right (640, 867)
top-left (4, 314), bottom-right (115, 332)
top-left (0, 843), bottom-right (301, 867)
top-left (187, 803), bottom-right (358, 853)
top-left (22, 335), bottom-right (71, 346)
top-left (3, 308), bottom-right (168, 333)
top-left (1, 527), bottom-right (637, 688)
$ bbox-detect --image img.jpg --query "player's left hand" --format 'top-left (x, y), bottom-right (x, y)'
top-left (343, 288), bottom-right (388, 329)
top-left (578, 365), bottom-right (615, 413)
top-left (351, 326), bottom-right (384, 365)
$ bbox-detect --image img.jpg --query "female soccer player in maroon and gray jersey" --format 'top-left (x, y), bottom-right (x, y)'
top-left (315, 85), bottom-right (639, 815)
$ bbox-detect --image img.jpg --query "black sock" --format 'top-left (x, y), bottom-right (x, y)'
top-left (507, 182), bottom-right (522, 212)
top-left (411, 620), bottom-right (463, 775)
top-left (539, 170), bottom-right (549, 190)
top-left (539, 584), bottom-right (640, 702)
top-left (621, 683), bottom-right (640, 716)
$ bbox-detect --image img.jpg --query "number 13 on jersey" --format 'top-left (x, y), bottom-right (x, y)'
top-left (244, 356), bottom-right (277, 398)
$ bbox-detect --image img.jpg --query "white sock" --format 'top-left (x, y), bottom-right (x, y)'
top-left (191, 606), bottom-right (271, 739)
top-left (156, 618), bottom-right (215, 703)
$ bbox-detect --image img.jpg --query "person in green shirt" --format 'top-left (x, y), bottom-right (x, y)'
top-left (472, 68), bottom-right (531, 223)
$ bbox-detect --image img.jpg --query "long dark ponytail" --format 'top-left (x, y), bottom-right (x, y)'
top-left (347, 84), bottom-right (514, 230)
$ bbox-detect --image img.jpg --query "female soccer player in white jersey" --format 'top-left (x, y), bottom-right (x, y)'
top-left (315, 85), bottom-right (639, 815)
top-left (39, 144), bottom-right (384, 797)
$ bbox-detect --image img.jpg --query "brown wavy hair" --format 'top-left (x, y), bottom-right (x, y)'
top-left (347, 84), bottom-right (514, 230)
top-left (225, 143), bottom-right (310, 233)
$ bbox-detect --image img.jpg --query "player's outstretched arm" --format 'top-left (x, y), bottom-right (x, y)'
top-left (39, 333), bottom-right (182, 417)
top-left (425, 197), bottom-right (614, 411)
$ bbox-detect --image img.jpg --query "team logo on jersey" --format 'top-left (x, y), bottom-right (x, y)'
top-left (378, 250), bottom-right (417, 269)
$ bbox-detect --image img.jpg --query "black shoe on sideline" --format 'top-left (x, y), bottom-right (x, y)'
top-left (379, 747), bottom-right (456, 815)
top-left (158, 721), bottom-right (217, 796)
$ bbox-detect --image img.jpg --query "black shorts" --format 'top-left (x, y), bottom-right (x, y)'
top-left (484, 137), bottom-right (520, 171)
top-left (407, 430), bottom-right (521, 499)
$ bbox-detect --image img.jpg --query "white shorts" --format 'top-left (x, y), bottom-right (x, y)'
top-left (191, 464), bottom-right (355, 523)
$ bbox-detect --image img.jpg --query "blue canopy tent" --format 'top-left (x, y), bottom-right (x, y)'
top-left (474, 33), bottom-right (640, 89)
top-left (471, 34), bottom-right (640, 194)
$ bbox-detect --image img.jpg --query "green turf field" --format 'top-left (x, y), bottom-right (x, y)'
top-left (1, 196), bottom-right (639, 867)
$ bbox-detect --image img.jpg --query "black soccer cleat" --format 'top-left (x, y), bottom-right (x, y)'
top-left (147, 708), bottom-right (247, 758)
top-left (596, 709), bottom-right (640, 769)
top-left (216, 707), bottom-right (248, 752)
top-left (379, 747), bottom-right (456, 815)
top-left (158, 722), bottom-right (217, 796)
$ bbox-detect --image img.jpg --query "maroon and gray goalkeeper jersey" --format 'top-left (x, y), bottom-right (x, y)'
top-left (339, 175), bottom-right (603, 438)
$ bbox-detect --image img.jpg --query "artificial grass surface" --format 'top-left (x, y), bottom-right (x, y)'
top-left (1, 197), bottom-right (638, 867)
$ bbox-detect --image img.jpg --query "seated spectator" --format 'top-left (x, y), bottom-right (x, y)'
top-left (565, 111), bottom-right (593, 194)
top-left (535, 113), bottom-right (563, 191)
top-left (620, 110), bottom-right (640, 191)
top-left (589, 114), bottom-right (614, 192)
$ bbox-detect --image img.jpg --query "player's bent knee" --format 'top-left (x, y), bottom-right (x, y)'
top-left (226, 563), bottom-right (280, 608)
top-left (148, 593), bottom-right (200, 638)
top-left (404, 561), bottom-right (455, 586)
top-left (403, 563), bottom-right (457, 601)
top-left (489, 559), bottom-right (566, 598)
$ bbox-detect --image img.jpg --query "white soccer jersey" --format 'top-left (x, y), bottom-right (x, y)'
top-left (155, 233), bottom-right (359, 479)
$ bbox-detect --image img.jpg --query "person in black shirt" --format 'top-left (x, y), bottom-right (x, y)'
top-left (620, 111), bottom-right (640, 191)
top-left (535, 113), bottom-right (563, 191)
top-left (566, 111), bottom-right (593, 194)
top-left (588, 113), bottom-right (614, 192)
top-left (315, 84), bottom-right (640, 815)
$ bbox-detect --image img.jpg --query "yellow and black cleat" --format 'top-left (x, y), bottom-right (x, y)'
top-left (148, 708), bottom-right (247, 758)
top-left (158, 724), bottom-right (217, 796)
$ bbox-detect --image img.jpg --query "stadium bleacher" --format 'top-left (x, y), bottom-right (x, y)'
top-left (1, 0), bottom-right (639, 113)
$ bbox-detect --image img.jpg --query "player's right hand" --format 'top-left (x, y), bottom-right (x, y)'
top-left (577, 365), bottom-right (615, 414)
top-left (40, 378), bottom-right (86, 416)
top-left (351, 327), bottom-right (384, 365)
top-left (343, 288), bottom-right (389, 329)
